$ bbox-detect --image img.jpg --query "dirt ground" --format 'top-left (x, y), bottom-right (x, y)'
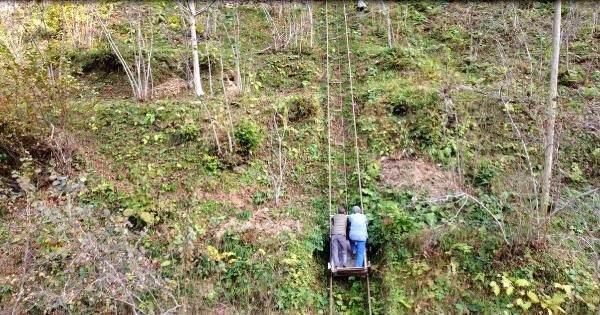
top-left (380, 156), bottom-right (462, 199)
top-left (215, 207), bottom-right (301, 243)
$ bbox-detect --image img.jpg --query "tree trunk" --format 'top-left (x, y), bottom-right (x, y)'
top-left (307, 2), bottom-right (313, 48)
top-left (540, 0), bottom-right (562, 215)
top-left (382, 1), bottom-right (393, 48)
top-left (205, 43), bottom-right (213, 95)
top-left (219, 54), bottom-right (234, 153)
top-left (189, 0), bottom-right (204, 97)
top-left (234, 7), bottom-right (242, 92)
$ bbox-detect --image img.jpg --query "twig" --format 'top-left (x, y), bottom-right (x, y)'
top-left (500, 88), bottom-right (539, 213)
top-left (549, 188), bottom-right (599, 217)
top-left (463, 193), bottom-right (510, 245)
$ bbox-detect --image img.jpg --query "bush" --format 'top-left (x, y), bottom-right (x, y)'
top-left (469, 159), bottom-right (501, 191)
top-left (376, 46), bottom-right (426, 72)
top-left (234, 119), bottom-right (263, 156)
top-left (287, 95), bottom-right (320, 122)
top-left (68, 46), bottom-right (121, 73)
top-left (169, 120), bottom-right (200, 144)
top-left (389, 87), bottom-right (439, 117)
top-left (558, 68), bottom-right (586, 87)
top-left (1, 47), bottom-right (82, 176)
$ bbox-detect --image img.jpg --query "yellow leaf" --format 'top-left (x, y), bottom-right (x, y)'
top-left (527, 290), bottom-right (540, 303)
top-left (516, 298), bottom-right (532, 310)
top-left (490, 281), bottom-right (500, 296)
top-left (139, 211), bottom-right (156, 225)
top-left (123, 208), bottom-right (135, 217)
top-left (501, 276), bottom-right (512, 288)
top-left (553, 283), bottom-right (573, 296)
top-left (506, 286), bottom-right (514, 296)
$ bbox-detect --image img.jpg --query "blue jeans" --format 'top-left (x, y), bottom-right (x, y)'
top-left (351, 240), bottom-right (367, 267)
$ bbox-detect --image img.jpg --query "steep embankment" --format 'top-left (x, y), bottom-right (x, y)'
top-left (1, 2), bottom-right (598, 314)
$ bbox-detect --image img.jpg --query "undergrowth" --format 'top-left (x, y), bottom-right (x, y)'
top-left (1, 2), bottom-right (598, 314)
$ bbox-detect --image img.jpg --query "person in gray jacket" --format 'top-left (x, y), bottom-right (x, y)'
top-left (348, 206), bottom-right (368, 267)
top-left (331, 207), bottom-right (349, 268)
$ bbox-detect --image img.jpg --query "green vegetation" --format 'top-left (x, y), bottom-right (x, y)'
top-left (1, 1), bottom-right (598, 314)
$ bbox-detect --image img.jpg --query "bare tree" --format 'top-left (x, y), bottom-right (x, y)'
top-left (261, 3), bottom-right (300, 53)
top-left (266, 113), bottom-right (287, 206)
top-left (220, 7), bottom-right (243, 91)
top-left (205, 43), bottom-right (214, 95)
top-left (234, 6), bottom-right (243, 91)
top-left (198, 100), bottom-right (222, 154)
top-left (219, 53), bottom-right (235, 153)
top-left (181, 0), bottom-right (205, 97)
top-left (540, 0), bottom-right (562, 215)
top-left (97, 9), bottom-right (153, 101)
top-left (262, 4), bottom-right (284, 52)
top-left (307, 1), bottom-right (314, 48)
top-left (381, 1), bottom-right (393, 48)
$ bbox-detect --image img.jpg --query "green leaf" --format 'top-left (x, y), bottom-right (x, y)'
top-left (474, 273), bottom-right (485, 283)
top-left (501, 276), bottom-right (512, 288)
top-left (361, 187), bottom-right (375, 196)
top-left (424, 212), bottom-right (437, 227)
top-left (542, 293), bottom-right (568, 313)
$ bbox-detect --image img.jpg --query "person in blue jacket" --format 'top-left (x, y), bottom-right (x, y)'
top-left (348, 205), bottom-right (368, 267)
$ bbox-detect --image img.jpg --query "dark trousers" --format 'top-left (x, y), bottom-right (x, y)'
top-left (331, 234), bottom-right (349, 268)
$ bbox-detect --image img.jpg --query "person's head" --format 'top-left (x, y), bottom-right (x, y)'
top-left (352, 206), bottom-right (362, 214)
top-left (337, 207), bottom-right (346, 214)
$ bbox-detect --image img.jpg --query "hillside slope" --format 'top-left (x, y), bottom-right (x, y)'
top-left (1, 2), bottom-right (598, 314)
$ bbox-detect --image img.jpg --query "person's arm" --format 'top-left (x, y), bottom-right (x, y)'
top-left (330, 215), bottom-right (335, 235)
top-left (346, 216), bottom-right (351, 234)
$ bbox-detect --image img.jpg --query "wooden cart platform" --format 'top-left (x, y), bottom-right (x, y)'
top-left (328, 239), bottom-right (370, 277)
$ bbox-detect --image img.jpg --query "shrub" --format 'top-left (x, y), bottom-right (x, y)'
top-left (287, 94), bottom-right (320, 122)
top-left (389, 87), bottom-right (439, 117)
top-left (376, 46), bottom-right (426, 72)
top-left (169, 120), bottom-right (200, 144)
top-left (1, 46), bottom-right (82, 176)
top-left (68, 46), bottom-right (121, 73)
top-left (234, 119), bottom-right (263, 156)
top-left (469, 159), bottom-right (501, 190)
top-left (558, 68), bottom-right (586, 87)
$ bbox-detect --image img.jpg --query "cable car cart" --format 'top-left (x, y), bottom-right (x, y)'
top-left (328, 218), bottom-right (371, 277)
